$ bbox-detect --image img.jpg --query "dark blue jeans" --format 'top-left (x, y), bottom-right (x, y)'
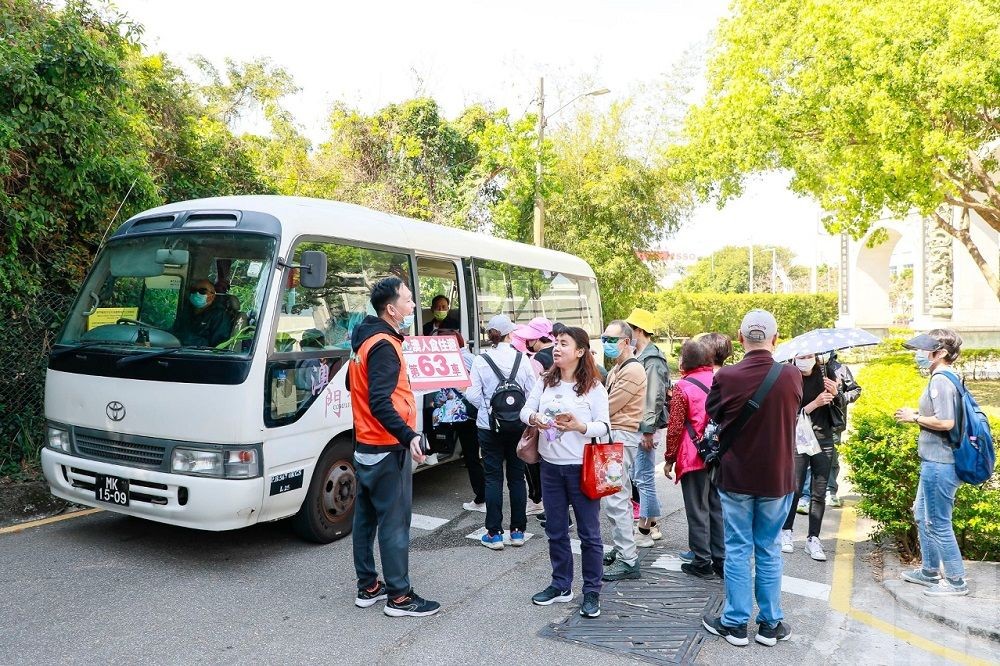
top-left (353, 450), bottom-right (412, 597)
top-left (540, 460), bottom-right (603, 595)
top-left (479, 428), bottom-right (527, 534)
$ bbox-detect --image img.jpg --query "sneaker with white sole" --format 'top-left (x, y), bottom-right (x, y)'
top-left (634, 531), bottom-right (655, 548)
top-left (827, 492), bottom-right (843, 507)
top-left (510, 529), bottom-right (525, 547)
top-left (481, 532), bottom-right (504, 550)
top-left (649, 521), bottom-right (663, 540)
top-left (755, 620), bottom-right (791, 646)
top-left (579, 591), bottom-right (601, 618)
top-left (525, 500), bottom-right (544, 516)
top-left (532, 585), bottom-right (574, 606)
top-left (703, 614), bottom-right (749, 647)
top-left (463, 501), bottom-right (486, 512)
top-left (384, 590), bottom-right (441, 617)
top-left (924, 578), bottom-right (969, 597)
top-left (780, 530), bottom-right (794, 554)
top-left (804, 536), bottom-right (827, 561)
top-left (355, 579), bottom-right (388, 608)
top-left (901, 568), bottom-right (942, 588)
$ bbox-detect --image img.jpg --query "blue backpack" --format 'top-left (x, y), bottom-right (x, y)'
top-left (935, 372), bottom-right (996, 485)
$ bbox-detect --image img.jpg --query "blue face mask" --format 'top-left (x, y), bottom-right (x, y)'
top-left (915, 350), bottom-right (932, 370)
top-left (603, 341), bottom-right (622, 360)
top-left (189, 293), bottom-right (208, 309)
top-left (400, 314), bottom-right (415, 331)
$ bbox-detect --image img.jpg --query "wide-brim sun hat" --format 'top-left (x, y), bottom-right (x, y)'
top-left (514, 317), bottom-right (553, 341)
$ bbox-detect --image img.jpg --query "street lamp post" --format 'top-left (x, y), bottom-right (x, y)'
top-left (764, 247), bottom-right (777, 293)
top-left (748, 244), bottom-right (754, 294)
top-left (532, 78), bottom-right (610, 247)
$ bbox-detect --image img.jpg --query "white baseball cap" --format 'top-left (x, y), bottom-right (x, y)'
top-left (740, 309), bottom-right (778, 343)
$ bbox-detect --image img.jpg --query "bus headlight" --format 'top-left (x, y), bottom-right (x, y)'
top-left (47, 426), bottom-right (71, 453)
top-left (224, 449), bottom-right (258, 479)
top-left (171, 448), bottom-right (224, 476)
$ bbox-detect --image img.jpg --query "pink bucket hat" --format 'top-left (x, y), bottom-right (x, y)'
top-left (514, 317), bottom-right (553, 341)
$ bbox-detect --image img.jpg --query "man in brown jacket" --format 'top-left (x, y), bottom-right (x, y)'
top-left (701, 309), bottom-right (802, 649)
top-left (600, 320), bottom-right (648, 581)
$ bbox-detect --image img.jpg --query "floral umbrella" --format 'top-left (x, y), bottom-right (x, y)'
top-left (773, 327), bottom-right (880, 363)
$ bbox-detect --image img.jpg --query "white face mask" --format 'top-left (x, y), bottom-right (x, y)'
top-left (795, 357), bottom-right (816, 373)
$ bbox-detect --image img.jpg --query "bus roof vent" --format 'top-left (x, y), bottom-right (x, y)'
top-left (128, 214), bottom-right (177, 232)
top-left (182, 211), bottom-right (241, 228)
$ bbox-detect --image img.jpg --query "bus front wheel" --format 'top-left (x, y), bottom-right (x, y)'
top-left (292, 439), bottom-right (356, 543)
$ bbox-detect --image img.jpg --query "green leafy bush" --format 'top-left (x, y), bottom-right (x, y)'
top-left (842, 354), bottom-right (1000, 561)
top-left (641, 290), bottom-right (838, 341)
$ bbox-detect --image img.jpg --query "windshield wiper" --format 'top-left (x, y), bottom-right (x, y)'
top-left (50, 341), bottom-right (135, 359)
top-left (115, 345), bottom-right (224, 368)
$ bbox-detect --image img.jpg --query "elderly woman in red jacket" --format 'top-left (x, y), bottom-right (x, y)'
top-left (665, 339), bottom-right (725, 580)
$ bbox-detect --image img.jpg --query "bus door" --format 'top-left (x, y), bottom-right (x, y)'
top-left (414, 255), bottom-right (470, 459)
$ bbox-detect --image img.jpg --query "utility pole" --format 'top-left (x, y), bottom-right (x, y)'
top-left (533, 77), bottom-right (545, 247)
top-left (770, 247), bottom-right (777, 294)
top-left (748, 244), bottom-right (754, 294)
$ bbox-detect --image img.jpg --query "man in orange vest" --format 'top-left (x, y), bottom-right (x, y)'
top-left (349, 276), bottom-right (440, 617)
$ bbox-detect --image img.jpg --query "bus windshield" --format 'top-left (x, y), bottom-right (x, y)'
top-left (57, 232), bottom-right (277, 356)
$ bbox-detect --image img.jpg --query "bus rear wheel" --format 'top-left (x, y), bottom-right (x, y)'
top-left (292, 439), bottom-right (356, 543)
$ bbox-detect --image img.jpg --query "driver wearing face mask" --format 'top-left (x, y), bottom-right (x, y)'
top-left (422, 295), bottom-right (460, 335)
top-left (172, 278), bottom-right (233, 347)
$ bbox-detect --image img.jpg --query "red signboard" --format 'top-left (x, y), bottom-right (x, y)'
top-left (401, 336), bottom-right (472, 391)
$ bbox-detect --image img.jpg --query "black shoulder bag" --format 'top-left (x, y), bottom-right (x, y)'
top-left (697, 362), bottom-right (784, 482)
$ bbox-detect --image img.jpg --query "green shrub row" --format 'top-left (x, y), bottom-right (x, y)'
top-left (841, 354), bottom-right (1000, 561)
top-left (640, 291), bottom-right (838, 341)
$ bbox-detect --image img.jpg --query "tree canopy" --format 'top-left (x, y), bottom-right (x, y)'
top-left (672, 0), bottom-right (1000, 298)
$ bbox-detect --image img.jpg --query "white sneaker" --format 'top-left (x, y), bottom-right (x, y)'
top-left (649, 521), bottom-right (663, 540)
top-left (462, 501), bottom-right (486, 513)
top-left (634, 531), bottom-right (655, 548)
top-left (805, 536), bottom-right (827, 561)
top-left (780, 530), bottom-right (794, 554)
top-left (525, 500), bottom-right (545, 516)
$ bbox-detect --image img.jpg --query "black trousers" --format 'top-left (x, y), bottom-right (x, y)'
top-left (479, 428), bottom-right (527, 534)
top-left (454, 420), bottom-right (485, 504)
top-left (680, 468), bottom-right (725, 568)
top-left (783, 441), bottom-right (834, 538)
top-left (353, 450), bottom-right (412, 597)
top-left (525, 462), bottom-right (543, 504)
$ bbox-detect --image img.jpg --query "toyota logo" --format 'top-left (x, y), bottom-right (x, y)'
top-left (106, 401), bottom-right (126, 422)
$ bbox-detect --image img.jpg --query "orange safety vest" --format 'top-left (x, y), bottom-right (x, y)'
top-left (349, 332), bottom-right (417, 446)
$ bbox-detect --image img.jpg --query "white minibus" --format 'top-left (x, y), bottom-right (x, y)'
top-left (42, 196), bottom-right (602, 542)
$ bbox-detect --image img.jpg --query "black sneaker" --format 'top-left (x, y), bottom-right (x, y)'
top-left (579, 591), bottom-right (601, 618)
top-left (531, 585), bottom-right (574, 606)
top-left (712, 560), bottom-right (725, 580)
top-left (602, 547), bottom-right (620, 567)
top-left (355, 579), bottom-right (388, 608)
top-left (384, 590), bottom-right (441, 617)
top-left (755, 620), bottom-right (791, 646)
top-left (682, 562), bottom-right (717, 580)
top-left (703, 614), bottom-right (749, 646)
top-left (538, 513), bottom-right (572, 530)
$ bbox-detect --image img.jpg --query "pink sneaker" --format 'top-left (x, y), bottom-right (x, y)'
top-left (631, 500), bottom-right (640, 521)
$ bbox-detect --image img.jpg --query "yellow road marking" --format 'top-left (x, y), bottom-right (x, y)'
top-left (830, 504), bottom-right (994, 666)
top-left (0, 508), bottom-right (102, 535)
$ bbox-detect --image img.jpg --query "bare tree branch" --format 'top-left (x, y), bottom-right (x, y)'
top-left (966, 149), bottom-right (1000, 211)
top-left (943, 196), bottom-right (1000, 229)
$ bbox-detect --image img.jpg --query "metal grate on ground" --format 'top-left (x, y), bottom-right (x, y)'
top-left (541, 549), bottom-right (724, 664)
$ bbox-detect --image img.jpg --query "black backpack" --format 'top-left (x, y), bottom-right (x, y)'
top-left (482, 353), bottom-right (527, 436)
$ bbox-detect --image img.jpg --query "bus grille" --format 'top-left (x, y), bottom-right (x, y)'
top-left (75, 434), bottom-right (166, 467)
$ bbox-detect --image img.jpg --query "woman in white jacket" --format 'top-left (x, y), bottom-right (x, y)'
top-left (520, 325), bottom-right (610, 619)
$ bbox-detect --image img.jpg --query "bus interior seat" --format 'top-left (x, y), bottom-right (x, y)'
top-left (218, 293), bottom-right (247, 332)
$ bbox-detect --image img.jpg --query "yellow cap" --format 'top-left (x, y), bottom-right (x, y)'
top-left (625, 307), bottom-right (658, 334)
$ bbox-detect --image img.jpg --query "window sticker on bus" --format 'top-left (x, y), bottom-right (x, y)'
top-left (88, 307), bottom-right (139, 330)
top-left (269, 469), bottom-right (304, 495)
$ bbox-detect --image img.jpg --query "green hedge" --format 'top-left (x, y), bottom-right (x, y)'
top-left (841, 354), bottom-right (1000, 560)
top-left (640, 291), bottom-right (838, 341)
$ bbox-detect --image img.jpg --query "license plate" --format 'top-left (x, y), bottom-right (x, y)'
top-left (94, 475), bottom-right (129, 506)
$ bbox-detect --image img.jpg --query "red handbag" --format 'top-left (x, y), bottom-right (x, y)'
top-left (581, 425), bottom-right (623, 500)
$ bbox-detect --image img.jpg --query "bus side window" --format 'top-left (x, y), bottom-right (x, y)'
top-left (474, 259), bottom-right (511, 347)
top-left (265, 239), bottom-right (414, 427)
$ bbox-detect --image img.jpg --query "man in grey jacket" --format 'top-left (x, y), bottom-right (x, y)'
top-left (625, 308), bottom-right (671, 545)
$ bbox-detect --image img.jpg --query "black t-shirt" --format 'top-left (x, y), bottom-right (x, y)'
top-left (173, 301), bottom-right (233, 347)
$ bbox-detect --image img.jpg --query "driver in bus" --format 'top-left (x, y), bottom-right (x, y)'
top-left (172, 278), bottom-right (233, 347)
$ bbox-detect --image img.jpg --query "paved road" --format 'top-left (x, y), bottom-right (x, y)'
top-left (0, 461), bottom-right (995, 665)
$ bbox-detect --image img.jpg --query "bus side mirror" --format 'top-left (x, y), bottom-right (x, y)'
top-left (299, 251), bottom-right (328, 289)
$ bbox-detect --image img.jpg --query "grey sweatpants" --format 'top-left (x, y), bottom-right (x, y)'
top-left (353, 449), bottom-right (413, 597)
top-left (680, 467), bottom-right (726, 568)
